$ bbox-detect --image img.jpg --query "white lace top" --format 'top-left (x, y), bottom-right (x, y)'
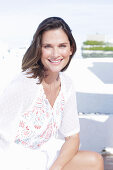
top-left (0, 72), bottom-right (80, 151)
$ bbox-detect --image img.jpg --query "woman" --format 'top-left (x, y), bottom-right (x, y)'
top-left (0, 17), bottom-right (104, 170)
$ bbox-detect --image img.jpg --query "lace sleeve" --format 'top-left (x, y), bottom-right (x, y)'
top-left (0, 75), bottom-right (24, 145)
top-left (59, 77), bottom-right (80, 137)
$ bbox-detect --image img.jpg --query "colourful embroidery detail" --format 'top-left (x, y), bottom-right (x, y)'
top-left (15, 88), bottom-right (64, 149)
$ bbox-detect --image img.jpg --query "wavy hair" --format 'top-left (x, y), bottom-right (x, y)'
top-left (22, 17), bottom-right (77, 83)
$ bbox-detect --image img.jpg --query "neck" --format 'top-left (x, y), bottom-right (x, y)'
top-left (43, 72), bottom-right (60, 85)
top-left (42, 72), bottom-right (61, 108)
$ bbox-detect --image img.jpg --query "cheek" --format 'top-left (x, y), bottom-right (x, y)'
top-left (41, 49), bottom-right (51, 58)
top-left (62, 50), bottom-right (72, 58)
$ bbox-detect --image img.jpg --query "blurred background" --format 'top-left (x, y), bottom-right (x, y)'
top-left (0, 0), bottom-right (113, 57)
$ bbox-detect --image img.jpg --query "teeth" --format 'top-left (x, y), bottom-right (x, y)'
top-left (51, 60), bottom-right (60, 63)
top-left (49, 59), bottom-right (62, 63)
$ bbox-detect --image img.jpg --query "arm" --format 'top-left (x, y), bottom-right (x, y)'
top-left (50, 133), bottom-right (80, 170)
top-left (0, 73), bottom-right (25, 149)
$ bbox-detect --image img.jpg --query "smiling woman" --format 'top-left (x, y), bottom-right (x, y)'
top-left (0, 17), bottom-right (104, 170)
top-left (22, 17), bottom-right (76, 83)
top-left (41, 29), bottom-right (72, 74)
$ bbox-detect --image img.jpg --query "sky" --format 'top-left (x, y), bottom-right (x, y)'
top-left (0, 0), bottom-right (113, 50)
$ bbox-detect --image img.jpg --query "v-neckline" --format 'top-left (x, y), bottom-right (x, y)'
top-left (40, 74), bottom-right (62, 109)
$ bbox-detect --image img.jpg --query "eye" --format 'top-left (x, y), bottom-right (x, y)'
top-left (59, 44), bottom-right (67, 48)
top-left (43, 44), bottom-right (51, 48)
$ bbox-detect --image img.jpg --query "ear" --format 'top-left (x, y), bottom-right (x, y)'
top-left (70, 46), bottom-right (73, 55)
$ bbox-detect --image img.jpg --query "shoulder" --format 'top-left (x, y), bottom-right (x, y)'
top-left (60, 72), bottom-right (77, 102)
top-left (11, 71), bottom-right (38, 85)
top-left (60, 72), bottom-right (76, 92)
top-left (10, 71), bottom-right (39, 87)
top-left (1, 71), bottom-right (40, 96)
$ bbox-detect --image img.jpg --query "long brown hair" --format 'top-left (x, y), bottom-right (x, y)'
top-left (22, 17), bottom-right (77, 83)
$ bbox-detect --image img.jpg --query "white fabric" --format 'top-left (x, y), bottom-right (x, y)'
top-left (0, 137), bottom-right (64, 170)
top-left (14, 81), bottom-right (65, 149)
top-left (0, 71), bottom-right (80, 169)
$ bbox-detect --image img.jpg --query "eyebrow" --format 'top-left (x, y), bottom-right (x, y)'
top-left (42, 42), bottom-right (69, 45)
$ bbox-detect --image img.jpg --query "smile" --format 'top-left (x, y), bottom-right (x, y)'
top-left (48, 59), bottom-right (63, 64)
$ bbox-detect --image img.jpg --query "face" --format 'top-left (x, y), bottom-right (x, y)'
top-left (41, 28), bottom-right (72, 74)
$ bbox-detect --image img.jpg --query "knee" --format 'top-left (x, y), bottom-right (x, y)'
top-left (90, 152), bottom-right (104, 169)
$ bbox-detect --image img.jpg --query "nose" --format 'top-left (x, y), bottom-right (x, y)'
top-left (52, 47), bottom-right (59, 58)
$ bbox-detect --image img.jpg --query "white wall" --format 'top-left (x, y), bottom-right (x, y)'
top-left (66, 58), bottom-right (113, 114)
top-left (66, 58), bottom-right (113, 152)
top-left (79, 115), bottom-right (113, 152)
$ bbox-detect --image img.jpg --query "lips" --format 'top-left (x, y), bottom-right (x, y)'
top-left (48, 59), bottom-right (63, 64)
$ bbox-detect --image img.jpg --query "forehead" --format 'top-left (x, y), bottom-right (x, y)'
top-left (41, 28), bottom-right (69, 43)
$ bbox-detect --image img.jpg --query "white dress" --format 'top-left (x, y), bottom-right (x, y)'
top-left (0, 72), bottom-right (80, 170)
